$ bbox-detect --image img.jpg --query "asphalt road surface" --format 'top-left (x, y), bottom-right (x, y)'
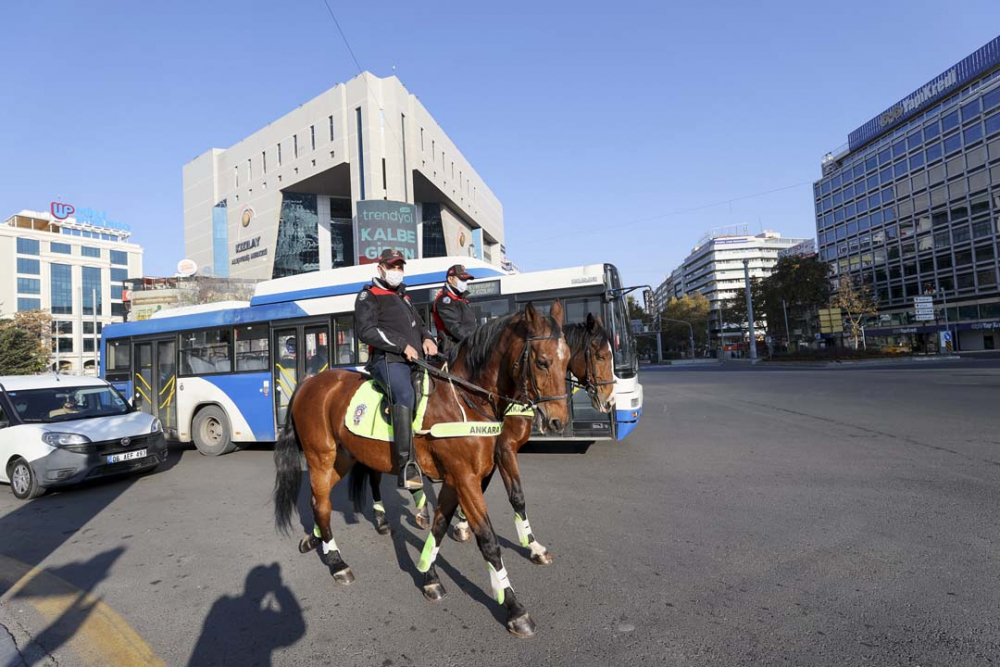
top-left (3, 360), bottom-right (1000, 666)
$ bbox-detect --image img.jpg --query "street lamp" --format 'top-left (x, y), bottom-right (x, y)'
top-left (742, 258), bottom-right (758, 361)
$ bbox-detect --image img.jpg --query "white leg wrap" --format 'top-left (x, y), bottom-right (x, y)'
top-left (514, 514), bottom-right (533, 547)
top-left (489, 560), bottom-right (512, 603)
top-left (528, 541), bottom-right (547, 558)
top-left (322, 538), bottom-right (338, 555)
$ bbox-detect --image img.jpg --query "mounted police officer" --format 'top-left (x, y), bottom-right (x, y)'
top-left (432, 264), bottom-right (477, 355)
top-left (355, 248), bottom-right (438, 490)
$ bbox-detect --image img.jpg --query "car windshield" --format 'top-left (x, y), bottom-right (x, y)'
top-left (7, 386), bottom-right (131, 423)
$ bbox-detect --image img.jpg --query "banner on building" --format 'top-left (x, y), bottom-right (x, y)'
top-left (355, 200), bottom-right (418, 264)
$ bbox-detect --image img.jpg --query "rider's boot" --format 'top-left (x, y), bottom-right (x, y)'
top-left (391, 405), bottom-right (423, 490)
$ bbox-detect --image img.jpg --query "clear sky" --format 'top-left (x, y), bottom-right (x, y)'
top-left (2, 1), bottom-right (999, 288)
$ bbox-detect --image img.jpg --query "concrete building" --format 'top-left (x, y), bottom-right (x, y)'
top-left (654, 228), bottom-right (809, 336)
top-left (0, 205), bottom-right (144, 375)
top-left (183, 72), bottom-right (505, 281)
top-left (814, 35), bottom-right (1000, 350)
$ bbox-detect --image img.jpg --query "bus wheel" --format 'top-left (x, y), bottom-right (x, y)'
top-left (192, 406), bottom-right (237, 456)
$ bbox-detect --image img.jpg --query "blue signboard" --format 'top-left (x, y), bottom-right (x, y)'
top-left (848, 36), bottom-right (1000, 152)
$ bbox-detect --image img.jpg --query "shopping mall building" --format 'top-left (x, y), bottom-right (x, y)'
top-left (814, 36), bottom-right (1000, 351)
top-left (183, 72), bottom-right (506, 281)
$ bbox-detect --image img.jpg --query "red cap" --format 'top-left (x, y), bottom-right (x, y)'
top-left (378, 248), bottom-right (407, 266)
top-left (447, 264), bottom-right (474, 280)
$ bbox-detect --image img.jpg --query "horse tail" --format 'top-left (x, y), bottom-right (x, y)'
top-left (273, 390), bottom-right (303, 535)
top-left (348, 463), bottom-right (373, 514)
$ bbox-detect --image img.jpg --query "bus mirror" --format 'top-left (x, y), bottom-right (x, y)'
top-left (643, 289), bottom-right (654, 316)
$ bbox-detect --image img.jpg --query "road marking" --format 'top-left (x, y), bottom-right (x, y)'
top-left (0, 554), bottom-right (164, 666)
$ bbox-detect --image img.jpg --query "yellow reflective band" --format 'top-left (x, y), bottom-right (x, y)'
top-left (428, 422), bottom-right (503, 438)
top-left (505, 404), bottom-right (534, 418)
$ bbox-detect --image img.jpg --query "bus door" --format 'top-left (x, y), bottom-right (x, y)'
top-left (273, 322), bottom-right (331, 426)
top-left (133, 338), bottom-right (178, 436)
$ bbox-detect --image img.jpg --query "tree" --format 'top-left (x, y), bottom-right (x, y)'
top-left (758, 255), bottom-right (831, 346)
top-left (724, 278), bottom-right (769, 333)
top-left (0, 310), bottom-right (52, 375)
top-left (830, 275), bottom-right (878, 349)
top-left (660, 293), bottom-right (710, 353)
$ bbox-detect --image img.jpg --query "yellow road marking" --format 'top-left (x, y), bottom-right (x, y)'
top-left (0, 554), bottom-right (164, 666)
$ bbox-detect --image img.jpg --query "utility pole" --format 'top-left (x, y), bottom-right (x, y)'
top-left (93, 288), bottom-right (99, 376)
top-left (743, 258), bottom-right (758, 360)
top-left (782, 298), bottom-right (791, 352)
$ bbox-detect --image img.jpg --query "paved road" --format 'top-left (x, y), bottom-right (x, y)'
top-left (3, 361), bottom-right (1000, 665)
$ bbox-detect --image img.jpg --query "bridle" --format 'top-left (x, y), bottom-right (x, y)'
top-left (511, 330), bottom-right (570, 409)
top-left (569, 334), bottom-right (615, 404)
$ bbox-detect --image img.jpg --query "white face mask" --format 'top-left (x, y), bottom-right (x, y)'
top-left (382, 269), bottom-right (404, 287)
top-left (454, 279), bottom-right (468, 293)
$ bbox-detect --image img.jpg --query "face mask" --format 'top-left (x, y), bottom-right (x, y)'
top-left (383, 269), bottom-right (404, 287)
top-left (454, 279), bottom-right (468, 293)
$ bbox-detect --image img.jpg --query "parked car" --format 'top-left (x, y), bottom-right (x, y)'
top-left (0, 375), bottom-right (168, 500)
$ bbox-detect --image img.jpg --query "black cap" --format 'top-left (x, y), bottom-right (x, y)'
top-left (378, 248), bottom-right (407, 266)
top-left (447, 264), bottom-right (474, 280)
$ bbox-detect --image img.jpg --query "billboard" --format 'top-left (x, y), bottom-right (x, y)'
top-left (355, 200), bottom-right (418, 265)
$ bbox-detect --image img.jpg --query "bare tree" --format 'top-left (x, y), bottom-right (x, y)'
top-left (830, 276), bottom-right (878, 349)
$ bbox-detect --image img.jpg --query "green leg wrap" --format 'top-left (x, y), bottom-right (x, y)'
top-left (417, 533), bottom-right (439, 573)
top-left (413, 489), bottom-right (426, 510)
top-left (456, 507), bottom-right (467, 522)
top-left (313, 524), bottom-right (322, 538)
top-left (373, 501), bottom-right (385, 513)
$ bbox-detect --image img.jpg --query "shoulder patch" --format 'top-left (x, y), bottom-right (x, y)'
top-left (359, 290), bottom-right (369, 300)
top-left (442, 296), bottom-right (451, 304)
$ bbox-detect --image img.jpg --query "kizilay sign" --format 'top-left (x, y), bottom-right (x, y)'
top-left (355, 200), bottom-right (417, 265)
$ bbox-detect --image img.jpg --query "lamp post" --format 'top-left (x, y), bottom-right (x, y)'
top-left (743, 258), bottom-right (757, 361)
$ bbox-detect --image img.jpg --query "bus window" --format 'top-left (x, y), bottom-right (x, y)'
top-left (304, 326), bottom-right (329, 377)
top-left (180, 328), bottom-right (232, 375)
top-left (106, 340), bottom-right (131, 381)
top-left (564, 298), bottom-right (602, 326)
top-left (606, 294), bottom-right (637, 377)
top-left (235, 324), bottom-right (269, 372)
top-left (334, 316), bottom-right (356, 366)
top-left (471, 298), bottom-right (512, 326)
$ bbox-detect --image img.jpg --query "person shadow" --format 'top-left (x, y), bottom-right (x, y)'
top-left (187, 563), bottom-right (305, 667)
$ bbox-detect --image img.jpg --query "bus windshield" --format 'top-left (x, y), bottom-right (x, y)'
top-left (604, 264), bottom-right (637, 378)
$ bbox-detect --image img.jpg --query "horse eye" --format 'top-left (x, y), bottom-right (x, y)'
top-left (536, 358), bottom-right (550, 370)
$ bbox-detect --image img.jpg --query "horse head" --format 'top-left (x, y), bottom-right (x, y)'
top-left (567, 313), bottom-right (616, 414)
top-left (515, 301), bottom-right (571, 435)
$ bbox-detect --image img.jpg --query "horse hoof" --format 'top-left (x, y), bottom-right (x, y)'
top-left (530, 550), bottom-right (554, 566)
top-left (422, 583), bottom-right (447, 601)
top-left (415, 513), bottom-right (431, 530)
top-left (374, 512), bottom-right (392, 536)
top-left (452, 526), bottom-right (472, 543)
top-left (299, 535), bottom-right (319, 554)
top-left (332, 567), bottom-right (355, 585)
top-left (506, 612), bottom-right (536, 638)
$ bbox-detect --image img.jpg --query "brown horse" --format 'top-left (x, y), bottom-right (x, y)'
top-left (273, 302), bottom-right (570, 637)
top-left (354, 313), bottom-right (616, 565)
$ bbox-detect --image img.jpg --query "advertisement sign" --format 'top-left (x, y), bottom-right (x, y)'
top-left (818, 308), bottom-right (844, 334)
top-left (355, 200), bottom-right (418, 264)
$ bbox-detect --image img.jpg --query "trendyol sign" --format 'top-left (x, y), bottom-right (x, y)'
top-left (49, 201), bottom-right (132, 232)
top-left (355, 200), bottom-right (418, 265)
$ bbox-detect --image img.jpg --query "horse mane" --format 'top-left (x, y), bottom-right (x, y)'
top-left (451, 308), bottom-right (562, 382)
top-left (563, 320), bottom-right (610, 353)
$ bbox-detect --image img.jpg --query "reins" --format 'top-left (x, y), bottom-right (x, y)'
top-left (568, 337), bottom-right (614, 403)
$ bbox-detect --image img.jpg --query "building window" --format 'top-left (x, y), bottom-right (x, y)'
top-left (420, 127), bottom-right (424, 150)
top-left (16, 238), bottom-right (39, 255)
top-left (110, 250), bottom-right (128, 266)
top-left (17, 257), bottom-right (40, 275)
top-left (382, 158), bottom-right (387, 193)
top-left (17, 298), bottom-right (41, 311)
top-left (111, 302), bottom-right (125, 318)
top-left (50, 263), bottom-right (73, 315)
top-left (17, 277), bottom-right (40, 294)
top-left (329, 115), bottom-right (335, 141)
top-left (82, 266), bottom-right (102, 316)
top-left (432, 139), bottom-right (435, 160)
top-left (235, 165), bottom-right (239, 188)
top-left (110, 267), bottom-right (129, 284)
top-left (52, 321), bottom-right (73, 335)
top-left (180, 328), bottom-right (232, 375)
top-left (81, 246), bottom-right (101, 258)
top-left (248, 158), bottom-right (252, 180)
top-left (83, 321), bottom-right (103, 334)
top-left (277, 142), bottom-right (283, 166)
top-left (262, 151), bottom-right (267, 174)
top-left (212, 199), bottom-right (229, 278)
top-left (310, 125), bottom-right (316, 150)
top-left (51, 241), bottom-right (72, 254)
top-left (294, 135), bottom-right (298, 158)
top-left (356, 107), bottom-right (366, 200)
top-left (272, 192), bottom-right (319, 279)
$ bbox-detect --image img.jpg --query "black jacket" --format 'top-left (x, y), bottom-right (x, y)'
top-left (432, 285), bottom-right (477, 350)
top-left (355, 279), bottom-right (433, 365)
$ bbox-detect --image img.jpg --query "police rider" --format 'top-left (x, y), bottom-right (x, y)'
top-left (355, 249), bottom-right (438, 490)
top-left (432, 264), bottom-right (477, 355)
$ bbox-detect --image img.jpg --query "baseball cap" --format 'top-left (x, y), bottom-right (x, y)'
top-left (447, 264), bottom-right (474, 280)
top-left (378, 248), bottom-right (407, 266)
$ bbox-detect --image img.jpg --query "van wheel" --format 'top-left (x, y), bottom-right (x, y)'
top-left (9, 458), bottom-right (45, 500)
top-left (192, 406), bottom-right (237, 456)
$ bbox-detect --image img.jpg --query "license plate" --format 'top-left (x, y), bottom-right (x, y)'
top-left (107, 449), bottom-right (147, 464)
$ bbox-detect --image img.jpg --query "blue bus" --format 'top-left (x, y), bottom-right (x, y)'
top-left (101, 258), bottom-right (643, 455)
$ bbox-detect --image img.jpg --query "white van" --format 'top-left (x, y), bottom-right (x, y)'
top-left (0, 375), bottom-right (168, 500)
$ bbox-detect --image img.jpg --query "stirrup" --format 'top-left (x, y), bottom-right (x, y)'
top-left (401, 460), bottom-right (423, 491)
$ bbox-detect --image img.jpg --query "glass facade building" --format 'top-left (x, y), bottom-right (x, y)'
top-left (815, 36), bottom-right (1000, 350)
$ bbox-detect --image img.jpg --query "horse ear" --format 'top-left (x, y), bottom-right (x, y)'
top-left (593, 315), bottom-right (604, 329)
top-left (550, 300), bottom-right (564, 328)
top-left (524, 302), bottom-right (541, 331)
top-left (586, 312), bottom-right (596, 331)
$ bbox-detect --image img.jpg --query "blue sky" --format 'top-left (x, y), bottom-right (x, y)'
top-left (2, 1), bottom-right (999, 288)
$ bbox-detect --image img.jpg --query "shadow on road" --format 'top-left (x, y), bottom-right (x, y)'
top-left (187, 563), bottom-right (305, 667)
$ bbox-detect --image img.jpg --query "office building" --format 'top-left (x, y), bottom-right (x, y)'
top-left (183, 72), bottom-right (506, 281)
top-left (0, 204), bottom-right (144, 374)
top-left (814, 36), bottom-right (1000, 350)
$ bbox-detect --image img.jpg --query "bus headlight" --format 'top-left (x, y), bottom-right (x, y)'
top-left (42, 432), bottom-right (92, 447)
